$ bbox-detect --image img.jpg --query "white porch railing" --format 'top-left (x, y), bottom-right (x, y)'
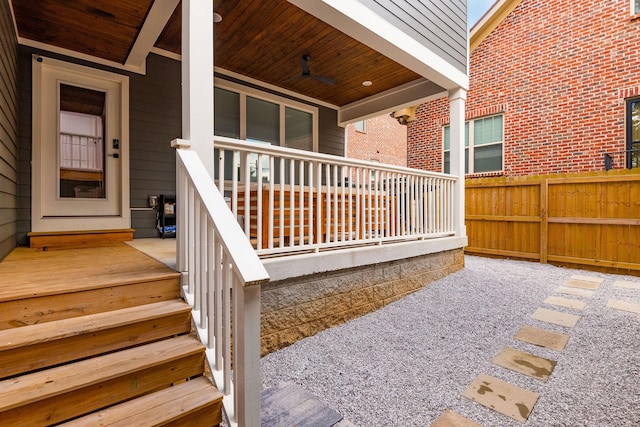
top-left (176, 148), bottom-right (269, 427)
top-left (213, 136), bottom-right (457, 257)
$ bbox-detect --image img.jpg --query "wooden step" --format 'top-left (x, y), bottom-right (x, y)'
top-left (0, 245), bottom-right (181, 330)
top-left (28, 229), bottom-right (135, 251)
top-left (0, 335), bottom-right (205, 426)
top-left (0, 300), bottom-right (192, 379)
top-left (61, 376), bottom-right (223, 427)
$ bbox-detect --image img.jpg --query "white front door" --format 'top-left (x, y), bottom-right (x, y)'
top-left (32, 57), bottom-right (130, 232)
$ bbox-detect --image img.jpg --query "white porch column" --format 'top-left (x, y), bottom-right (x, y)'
top-left (180, 0), bottom-right (215, 176)
top-left (449, 88), bottom-right (467, 238)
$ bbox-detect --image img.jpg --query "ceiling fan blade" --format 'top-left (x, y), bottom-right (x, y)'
top-left (310, 75), bottom-right (335, 85)
top-left (295, 54), bottom-right (335, 85)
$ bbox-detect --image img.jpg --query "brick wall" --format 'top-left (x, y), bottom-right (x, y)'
top-left (346, 114), bottom-right (407, 166)
top-left (408, 0), bottom-right (640, 176)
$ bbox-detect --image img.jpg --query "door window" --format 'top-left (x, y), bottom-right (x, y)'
top-left (59, 84), bottom-right (106, 198)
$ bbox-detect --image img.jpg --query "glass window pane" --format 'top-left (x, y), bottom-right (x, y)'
top-left (631, 102), bottom-right (640, 142)
top-left (465, 122), bottom-right (469, 147)
top-left (444, 151), bottom-right (450, 174)
top-left (474, 119), bottom-right (484, 145)
top-left (474, 144), bottom-right (502, 173)
top-left (285, 107), bottom-right (312, 151)
top-left (465, 148), bottom-right (469, 174)
top-left (247, 96), bottom-right (279, 144)
top-left (636, 0), bottom-right (640, 14)
top-left (443, 126), bottom-right (450, 150)
top-left (475, 116), bottom-right (503, 146)
top-left (214, 88), bottom-right (240, 138)
top-left (493, 115), bottom-right (503, 141)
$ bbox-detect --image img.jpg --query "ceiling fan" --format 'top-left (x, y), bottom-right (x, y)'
top-left (297, 54), bottom-right (335, 85)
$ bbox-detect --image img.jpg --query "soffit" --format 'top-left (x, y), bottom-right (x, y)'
top-left (12, 0), bottom-right (427, 108)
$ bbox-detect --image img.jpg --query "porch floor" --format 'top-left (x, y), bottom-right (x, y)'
top-left (0, 243), bottom-right (177, 302)
top-left (261, 255), bottom-right (640, 426)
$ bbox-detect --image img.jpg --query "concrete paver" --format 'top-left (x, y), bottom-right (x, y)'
top-left (514, 325), bottom-right (569, 351)
top-left (570, 275), bottom-right (604, 284)
top-left (463, 374), bottom-right (539, 423)
top-left (531, 308), bottom-right (580, 327)
top-left (493, 347), bottom-right (557, 381)
top-left (606, 299), bottom-right (640, 314)
top-left (614, 280), bottom-right (640, 290)
top-left (431, 410), bottom-right (482, 427)
top-left (555, 286), bottom-right (595, 298)
top-left (563, 279), bottom-right (601, 290)
top-left (543, 295), bottom-right (587, 310)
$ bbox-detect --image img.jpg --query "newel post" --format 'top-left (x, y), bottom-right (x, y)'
top-left (449, 88), bottom-right (467, 238)
top-left (234, 283), bottom-right (262, 427)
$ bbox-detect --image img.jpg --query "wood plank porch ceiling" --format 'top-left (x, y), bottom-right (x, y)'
top-left (12, 0), bottom-right (423, 107)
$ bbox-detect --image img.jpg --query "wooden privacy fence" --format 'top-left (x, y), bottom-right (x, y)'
top-left (465, 170), bottom-right (640, 274)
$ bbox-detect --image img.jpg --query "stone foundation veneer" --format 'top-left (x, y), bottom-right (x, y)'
top-left (260, 248), bottom-right (464, 355)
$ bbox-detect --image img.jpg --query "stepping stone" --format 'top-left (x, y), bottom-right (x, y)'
top-left (463, 373), bottom-right (539, 423)
top-left (555, 286), bottom-right (595, 298)
top-left (570, 274), bottom-right (604, 284)
top-left (614, 280), bottom-right (640, 290)
top-left (564, 279), bottom-right (601, 290)
top-left (514, 325), bottom-right (569, 351)
top-left (261, 382), bottom-right (346, 427)
top-left (607, 299), bottom-right (640, 314)
top-left (432, 410), bottom-right (481, 427)
top-left (543, 296), bottom-right (587, 310)
top-left (493, 347), bottom-right (557, 382)
top-left (531, 308), bottom-right (580, 327)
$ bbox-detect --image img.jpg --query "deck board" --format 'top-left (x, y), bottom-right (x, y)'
top-left (0, 244), bottom-right (179, 302)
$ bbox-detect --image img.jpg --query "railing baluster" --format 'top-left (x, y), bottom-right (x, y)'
top-left (268, 156), bottom-right (275, 249)
top-left (289, 159), bottom-right (295, 246)
top-left (222, 253), bottom-right (231, 393)
top-left (308, 162), bottom-right (314, 245)
top-left (279, 157), bottom-right (285, 248)
top-left (298, 161), bottom-right (305, 245)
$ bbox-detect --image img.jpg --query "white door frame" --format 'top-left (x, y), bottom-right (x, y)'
top-left (32, 56), bottom-right (130, 232)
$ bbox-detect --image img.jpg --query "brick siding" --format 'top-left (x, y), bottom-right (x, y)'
top-left (346, 114), bottom-right (407, 166)
top-left (408, 0), bottom-right (640, 176)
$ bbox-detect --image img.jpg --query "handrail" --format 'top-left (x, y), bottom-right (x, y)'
top-left (213, 136), bottom-right (458, 256)
top-left (176, 148), bottom-right (269, 427)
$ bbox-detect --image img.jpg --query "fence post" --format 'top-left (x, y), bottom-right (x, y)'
top-left (539, 178), bottom-right (549, 264)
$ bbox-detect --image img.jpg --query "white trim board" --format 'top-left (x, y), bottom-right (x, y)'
top-left (262, 236), bottom-right (467, 281)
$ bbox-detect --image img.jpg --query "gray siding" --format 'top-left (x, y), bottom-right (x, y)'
top-left (318, 107), bottom-right (344, 156)
top-left (0, 0), bottom-right (18, 259)
top-left (362, 0), bottom-right (467, 74)
top-left (129, 55), bottom-right (182, 237)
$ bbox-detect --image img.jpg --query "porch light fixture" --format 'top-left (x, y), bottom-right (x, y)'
top-left (213, 13), bottom-right (223, 23)
top-left (362, 80), bottom-right (372, 86)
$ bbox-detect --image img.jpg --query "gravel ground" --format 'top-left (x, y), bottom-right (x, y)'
top-left (260, 255), bottom-right (640, 426)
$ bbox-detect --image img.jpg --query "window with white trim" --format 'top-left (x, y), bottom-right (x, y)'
top-left (633, 0), bottom-right (640, 15)
top-left (354, 120), bottom-right (366, 133)
top-left (443, 114), bottom-right (503, 174)
top-left (214, 83), bottom-right (318, 182)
